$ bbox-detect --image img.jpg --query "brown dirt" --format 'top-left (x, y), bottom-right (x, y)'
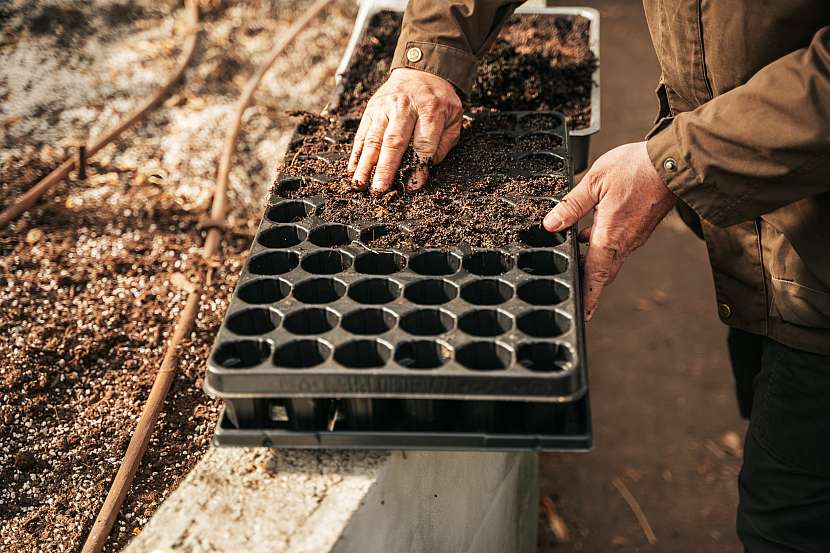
top-left (278, 112), bottom-right (567, 250)
top-left (0, 1), bottom-right (357, 551)
top-left (335, 11), bottom-right (597, 128)
top-left (0, 148), bottom-right (245, 551)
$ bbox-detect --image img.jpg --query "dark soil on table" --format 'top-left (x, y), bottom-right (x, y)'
top-left (278, 112), bottom-right (567, 250)
top-left (336, 11), bottom-right (597, 129)
top-left (0, 160), bottom-right (252, 553)
top-left (0, 151), bottom-right (250, 553)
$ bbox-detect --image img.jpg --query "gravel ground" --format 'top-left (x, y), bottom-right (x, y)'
top-left (0, 1), bottom-right (356, 551)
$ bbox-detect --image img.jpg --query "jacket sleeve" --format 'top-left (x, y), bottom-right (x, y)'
top-left (647, 27), bottom-right (830, 228)
top-left (390, 1), bottom-right (524, 94)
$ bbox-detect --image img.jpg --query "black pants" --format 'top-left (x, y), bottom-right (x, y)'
top-left (727, 329), bottom-right (830, 552)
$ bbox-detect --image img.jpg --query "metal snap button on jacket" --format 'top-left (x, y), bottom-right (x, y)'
top-left (718, 303), bottom-right (732, 319)
top-left (406, 46), bottom-right (423, 63)
top-left (663, 157), bottom-right (678, 172)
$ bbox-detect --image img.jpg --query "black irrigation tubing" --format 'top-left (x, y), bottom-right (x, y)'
top-left (80, 1), bottom-right (338, 552)
top-left (0, 0), bottom-right (200, 229)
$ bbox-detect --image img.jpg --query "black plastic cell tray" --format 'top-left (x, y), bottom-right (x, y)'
top-left (205, 110), bottom-right (590, 451)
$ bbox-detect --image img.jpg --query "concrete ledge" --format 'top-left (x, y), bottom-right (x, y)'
top-left (125, 448), bottom-right (538, 553)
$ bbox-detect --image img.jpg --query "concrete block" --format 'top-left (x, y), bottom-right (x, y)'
top-left (125, 448), bottom-right (538, 553)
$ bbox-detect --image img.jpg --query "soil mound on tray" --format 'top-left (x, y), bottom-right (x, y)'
top-left (336, 11), bottom-right (597, 128)
top-left (277, 112), bottom-right (567, 250)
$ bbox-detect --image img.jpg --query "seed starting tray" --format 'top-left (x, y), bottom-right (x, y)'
top-left (205, 108), bottom-right (591, 451)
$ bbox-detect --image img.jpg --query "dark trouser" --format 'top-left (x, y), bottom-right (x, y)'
top-left (726, 329), bottom-right (830, 552)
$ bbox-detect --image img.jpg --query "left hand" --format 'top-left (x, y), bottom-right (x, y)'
top-left (542, 141), bottom-right (676, 320)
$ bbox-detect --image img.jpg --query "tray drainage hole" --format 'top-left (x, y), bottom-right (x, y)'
top-left (334, 339), bottom-right (392, 369)
top-left (455, 341), bottom-right (511, 371)
top-left (517, 250), bottom-right (569, 276)
top-left (408, 250), bottom-right (461, 276)
top-left (308, 223), bottom-right (358, 247)
top-left (249, 251), bottom-right (300, 275)
top-left (273, 339), bottom-right (332, 368)
top-left (267, 200), bottom-right (315, 223)
top-left (518, 152), bottom-right (565, 174)
top-left (283, 307), bottom-right (339, 335)
top-left (517, 279), bottom-right (570, 305)
top-left (292, 277), bottom-right (346, 304)
top-left (360, 224), bottom-right (400, 246)
top-left (227, 308), bottom-right (281, 335)
top-left (341, 308), bottom-right (397, 335)
top-left (258, 225), bottom-right (307, 248)
top-left (517, 310), bottom-right (572, 338)
top-left (460, 279), bottom-right (514, 305)
top-left (404, 279), bottom-right (459, 305)
top-left (519, 224), bottom-right (565, 248)
top-left (348, 278), bottom-right (402, 304)
top-left (395, 340), bottom-right (452, 369)
top-left (463, 250), bottom-right (513, 276)
top-left (237, 278), bottom-right (291, 304)
top-left (458, 309), bottom-right (513, 337)
top-left (301, 250), bottom-right (353, 275)
top-left (213, 340), bottom-right (271, 369)
top-left (355, 251), bottom-right (406, 275)
top-left (399, 308), bottom-right (455, 335)
top-left (517, 342), bottom-right (573, 373)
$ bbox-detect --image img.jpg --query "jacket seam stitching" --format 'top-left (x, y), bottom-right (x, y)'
top-left (696, 0), bottom-right (715, 101)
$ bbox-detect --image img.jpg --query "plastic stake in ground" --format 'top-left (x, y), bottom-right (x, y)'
top-left (79, 1), bottom-right (337, 552)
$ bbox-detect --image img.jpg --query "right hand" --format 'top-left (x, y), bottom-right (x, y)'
top-left (348, 68), bottom-right (463, 195)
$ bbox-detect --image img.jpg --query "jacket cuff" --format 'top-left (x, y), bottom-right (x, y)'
top-left (646, 117), bottom-right (725, 226)
top-left (391, 40), bottom-right (478, 95)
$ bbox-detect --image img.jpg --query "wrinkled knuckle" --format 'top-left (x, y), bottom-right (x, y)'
top-left (383, 134), bottom-right (409, 150)
top-left (557, 198), bottom-right (582, 222)
top-left (595, 240), bottom-right (622, 260)
top-left (420, 98), bottom-right (445, 116)
top-left (394, 95), bottom-right (412, 112)
top-left (364, 135), bottom-right (384, 149)
top-left (412, 138), bottom-right (436, 155)
top-left (589, 266), bottom-right (612, 284)
top-left (412, 136), bottom-right (437, 153)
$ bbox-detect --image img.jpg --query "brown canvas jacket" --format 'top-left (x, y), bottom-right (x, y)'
top-left (390, 1), bottom-right (830, 355)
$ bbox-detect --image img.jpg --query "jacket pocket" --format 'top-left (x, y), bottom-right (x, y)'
top-left (762, 221), bottom-right (830, 329)
top-left (769, 277), bottom-right (830, 329)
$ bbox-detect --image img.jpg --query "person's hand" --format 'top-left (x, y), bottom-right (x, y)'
top-left (348, 68), bottom-right (463, 195)
top-left (542, 141), bottom-right (676, 320)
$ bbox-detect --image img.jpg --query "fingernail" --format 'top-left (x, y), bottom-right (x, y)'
top-left (543, 212), bottom-right (562, 231)
top-left (351, 179), bottom-right (364, 190)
